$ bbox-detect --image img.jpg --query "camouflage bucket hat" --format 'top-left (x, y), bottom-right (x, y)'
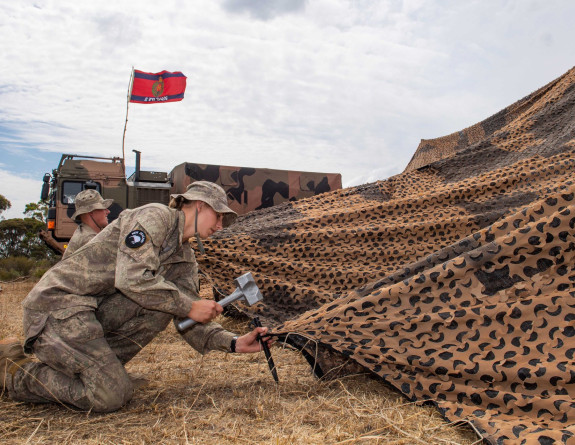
top-left (71, 189), bottom-right (113, 220)
top-left (171, 181), bottom-right (237, 227)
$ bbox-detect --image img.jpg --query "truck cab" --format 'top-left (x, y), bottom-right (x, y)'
top-left (41, 153), bottom-right (171, 252)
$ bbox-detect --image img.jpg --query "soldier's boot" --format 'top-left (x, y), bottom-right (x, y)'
top-left (1, 337), bottom-right (32, 396)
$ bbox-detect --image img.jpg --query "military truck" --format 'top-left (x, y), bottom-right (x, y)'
top-left (40, 151), bottom-right (342, 253)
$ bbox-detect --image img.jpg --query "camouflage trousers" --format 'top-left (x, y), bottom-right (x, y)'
top-left (10, 294), bottom-right (172, 412)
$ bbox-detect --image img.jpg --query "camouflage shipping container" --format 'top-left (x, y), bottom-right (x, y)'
top-left (170, 162), bottom-right (342, 214)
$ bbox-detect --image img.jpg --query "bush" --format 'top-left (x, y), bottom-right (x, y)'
top-left (0, 256), bottom-right (56, 280)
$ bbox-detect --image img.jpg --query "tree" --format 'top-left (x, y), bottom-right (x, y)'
top-left (24, 201), bottom-right (48, 222)
top-left (0, 200), bottom-right (57, 260)
top-left (0, 218), bottom-right (50, 259)
top-left (0, 194), bottom-right (11, 220)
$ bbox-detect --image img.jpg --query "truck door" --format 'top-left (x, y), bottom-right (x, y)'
top-left (53, 180), bottom-right (103, 240)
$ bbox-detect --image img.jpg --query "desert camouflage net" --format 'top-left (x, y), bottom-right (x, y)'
top-left (198, 66), bottom-right (575, 444)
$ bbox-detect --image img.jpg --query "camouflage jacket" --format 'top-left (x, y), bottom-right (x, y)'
top-left (61, 223), bottom-right (97, 260)
top-left (23, 203), bottom-right (234, 354)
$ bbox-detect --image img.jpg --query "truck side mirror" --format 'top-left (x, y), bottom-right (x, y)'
top-left (40, 173), bottom-right (51, 201)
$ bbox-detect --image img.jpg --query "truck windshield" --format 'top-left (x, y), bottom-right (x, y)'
top-left (61, 181), bottom-right (102, 204)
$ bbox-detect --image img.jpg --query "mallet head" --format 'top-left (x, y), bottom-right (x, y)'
top-left (234, 272), bottom-right (263, 306)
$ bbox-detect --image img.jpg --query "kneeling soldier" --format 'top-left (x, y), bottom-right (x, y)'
top-left (1, 181), bottom-right (270, 412)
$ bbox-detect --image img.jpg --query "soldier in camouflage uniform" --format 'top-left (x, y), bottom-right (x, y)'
top-left (0, 181), bottom-right (270, 412)
top-left (62, 189), bottom-right (113, 259)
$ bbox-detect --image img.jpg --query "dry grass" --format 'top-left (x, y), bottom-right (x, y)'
top-left (0, 280), bottom-right (480, 444)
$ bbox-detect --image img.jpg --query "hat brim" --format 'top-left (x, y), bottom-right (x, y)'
top-left (170, 191), bottom-right (237, 227)
top-left (71, 199), bottom-right (113, 221)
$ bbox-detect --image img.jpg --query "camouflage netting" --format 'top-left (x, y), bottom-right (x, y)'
top-left (198, 66), bottom-right (575, 444)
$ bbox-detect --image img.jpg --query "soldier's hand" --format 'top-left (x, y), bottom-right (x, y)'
top-left (235, 327), bottom-right (275, 353)
top-left (187, 299), bottom-right (223, 323)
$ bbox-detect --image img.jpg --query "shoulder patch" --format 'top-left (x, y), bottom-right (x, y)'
top-left (125, 230), bottom-right (147, 248)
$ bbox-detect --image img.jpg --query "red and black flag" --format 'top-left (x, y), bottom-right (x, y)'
top-left (129, 70), bottom-right (187, 104)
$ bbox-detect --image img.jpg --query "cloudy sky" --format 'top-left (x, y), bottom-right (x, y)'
top-left (1, 0), bottom-right (574, 219)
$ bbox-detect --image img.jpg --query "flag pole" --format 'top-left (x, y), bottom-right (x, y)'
top-left (122, 67), bottom-right (135, 175)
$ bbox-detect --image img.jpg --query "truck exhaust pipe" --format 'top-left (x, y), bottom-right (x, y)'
top-left (132, 149), bottom-right (141, 182)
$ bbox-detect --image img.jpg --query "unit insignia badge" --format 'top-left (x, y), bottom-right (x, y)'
top-left (125, 230), bottom-right (147, 248)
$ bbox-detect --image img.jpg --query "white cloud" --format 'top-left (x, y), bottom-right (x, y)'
top-left (1, 0), bottom-right (574, 195)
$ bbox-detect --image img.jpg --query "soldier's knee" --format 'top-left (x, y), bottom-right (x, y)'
top-left (89, 374), bottom-right (133, 412)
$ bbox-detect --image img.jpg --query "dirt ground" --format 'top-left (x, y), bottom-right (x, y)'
top-left (0, 280), bottom-right (480, 444)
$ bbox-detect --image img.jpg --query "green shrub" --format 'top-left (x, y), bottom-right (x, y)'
top-left (33, 266), bottom-right (51, 279)
top-left (0, 256), bottom-right (56, 280)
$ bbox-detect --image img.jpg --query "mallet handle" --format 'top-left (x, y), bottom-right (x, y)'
top-left (176, 287), bottom-right (243, 331)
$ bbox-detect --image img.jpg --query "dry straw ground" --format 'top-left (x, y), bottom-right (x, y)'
top-left (1, 280), bottom-right (480, 444)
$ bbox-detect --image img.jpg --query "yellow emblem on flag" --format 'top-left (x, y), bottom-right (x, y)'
top-left (152, 76), bottom-right (164, 98)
